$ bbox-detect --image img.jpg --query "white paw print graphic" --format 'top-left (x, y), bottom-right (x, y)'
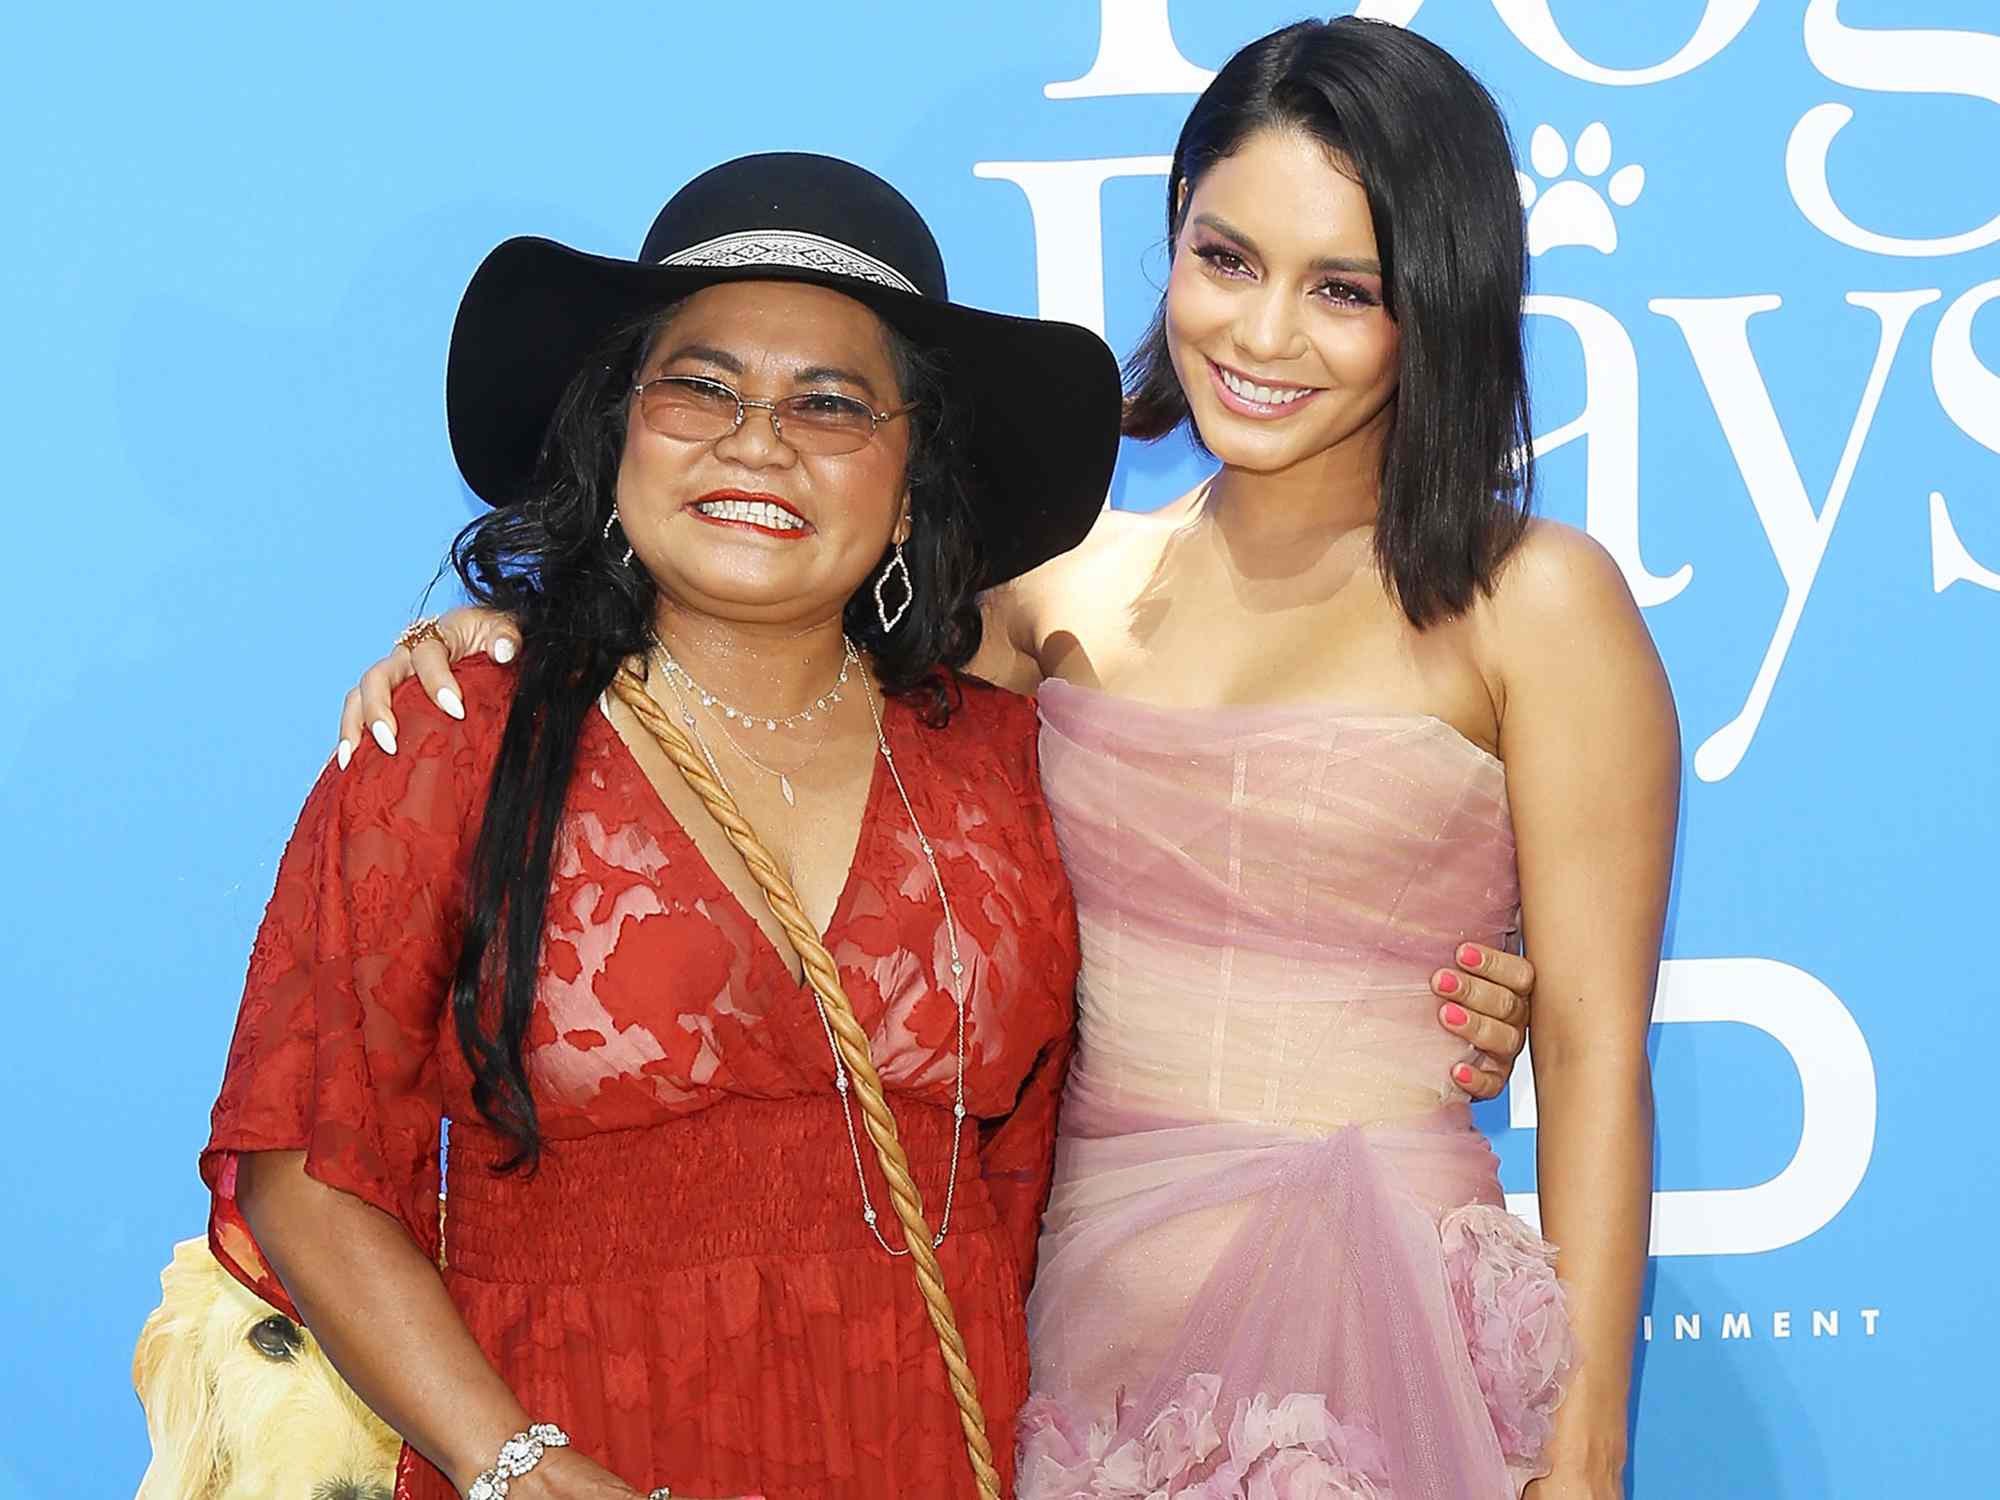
top-left (1517, 122), bottom-right (1645, 256)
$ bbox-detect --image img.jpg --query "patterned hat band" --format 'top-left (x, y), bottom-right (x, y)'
top-left (658, 229), bottom-right (921, 296)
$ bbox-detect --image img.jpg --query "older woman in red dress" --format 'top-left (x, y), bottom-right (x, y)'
top-left (209, 147), bottom-right (1538, 1500)
top-left (201, 153), bottom-right (1119, 1500)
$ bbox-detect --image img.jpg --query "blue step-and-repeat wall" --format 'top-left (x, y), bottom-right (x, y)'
top-left (4, 2), bottom-right (1995, 1495)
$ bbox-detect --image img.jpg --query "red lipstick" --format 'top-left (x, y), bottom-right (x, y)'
top-left (685, 489), bottom-right (813, 539)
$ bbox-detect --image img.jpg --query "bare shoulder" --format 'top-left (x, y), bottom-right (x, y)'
top-left (1481, 519), bottom-right (1677, 741)
top-left (1488, 519), bottom-right (1641, 635)
top-left (1023, 499), bottom-right (1199, 613)
top-left (1007, 506), bottom-right (1154, 599)
top-left (985, 502), bottom-right (1184, 653)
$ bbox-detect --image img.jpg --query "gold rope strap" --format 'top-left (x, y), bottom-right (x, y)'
top-left (610, 661), bottom-right (1001, 1500)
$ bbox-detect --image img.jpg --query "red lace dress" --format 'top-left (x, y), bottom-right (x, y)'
top-left (201, 659), bottom-right (1078, 1500)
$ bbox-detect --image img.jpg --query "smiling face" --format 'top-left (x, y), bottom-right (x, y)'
top-left (616, 280), bottom-right (912, 628)
top-left (1166, 127), bottom-right (1401, 480)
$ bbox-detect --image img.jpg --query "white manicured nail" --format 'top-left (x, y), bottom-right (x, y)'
top-left (491, 638), bottom-right (516, 663)
top-left (336, 739), bottom-right (353, 770)
top-left (437, 688), bottom-right (465, 720)
top-left (371, 720), bottom-right (397, 755)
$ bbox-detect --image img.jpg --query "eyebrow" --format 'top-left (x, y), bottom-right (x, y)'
top-left (656, 343), bottom-right (880, 398)
top-left (795, 364), bottom-right (880, 399)
top-left (658, 342), bottom-right (743, 373)
top-left (1190, 212), bottom-right (1382, 276)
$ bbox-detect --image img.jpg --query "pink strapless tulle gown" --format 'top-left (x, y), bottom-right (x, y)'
top-left (1018, 681), bottom-right (1571, 1500)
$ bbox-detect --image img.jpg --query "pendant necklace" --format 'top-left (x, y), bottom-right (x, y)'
top-left (652, 638), bottom-right (855, 805)
top-left (649, 641), bottom-right (971, 1253)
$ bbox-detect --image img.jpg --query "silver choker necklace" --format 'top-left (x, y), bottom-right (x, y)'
top-left (652, 639), bottom-right (853, 732)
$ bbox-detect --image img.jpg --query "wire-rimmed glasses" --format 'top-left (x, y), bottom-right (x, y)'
top-left (632, 375), bottom-right (915, 456)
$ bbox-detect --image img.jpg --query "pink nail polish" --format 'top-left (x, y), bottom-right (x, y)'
top-left (1458, 944), bottom-right (1482, 969)
top-left (1442, 1003), bottom-right (1468, 1027)
top-left (1435, 970), bottom-right (1461, 996)
top-left (1454, 1064), bottom-right (1475, 1085)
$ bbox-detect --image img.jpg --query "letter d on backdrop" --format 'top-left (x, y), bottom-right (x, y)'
top-left (1508, 958), bottom-right (1877, 1256)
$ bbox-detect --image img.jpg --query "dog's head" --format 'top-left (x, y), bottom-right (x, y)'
top-left (133, 1237), bottom-right (400, 1500)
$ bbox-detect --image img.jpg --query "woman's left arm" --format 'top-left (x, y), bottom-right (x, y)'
top-left (1492, 525), bottom-right (1680, 1498)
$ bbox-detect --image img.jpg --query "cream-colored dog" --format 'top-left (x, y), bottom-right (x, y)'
top-left (133, 1236), bottom-right (400, 1500)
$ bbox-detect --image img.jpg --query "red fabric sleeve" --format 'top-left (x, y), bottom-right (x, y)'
top-left (975, 687), bottom-right (1078, 1297)
top-left (977, 1028), bottom-right (1074, 1298)
top-left (200, 690), bottom-right (479, 1317)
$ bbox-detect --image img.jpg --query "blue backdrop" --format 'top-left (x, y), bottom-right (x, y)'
top-left (5, 2), bottom-right (1996, 1495)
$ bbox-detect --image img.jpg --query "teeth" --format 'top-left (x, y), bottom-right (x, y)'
top-left (1219, 366), bottom-right (1312, 406)
top-left (693, 498), bottom-right (805, 530)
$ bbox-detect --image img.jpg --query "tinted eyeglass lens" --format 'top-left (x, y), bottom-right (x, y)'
top-left (777, 392), bottom-right (877, 452)
top-left (637, 379), bottom-right (878, 455)
top-left (639, 378), bottom-right (738, 440)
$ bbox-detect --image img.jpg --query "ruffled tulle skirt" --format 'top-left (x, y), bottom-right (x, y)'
top-left (1018, 1092), bottom-right (1570, 1500)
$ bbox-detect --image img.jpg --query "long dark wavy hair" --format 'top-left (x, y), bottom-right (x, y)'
top-left (447, 299), bottom-right (983, 1167)
top-left (1123, 17), bottom-right (1534, 628)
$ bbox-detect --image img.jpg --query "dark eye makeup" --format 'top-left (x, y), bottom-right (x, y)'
top-left (1314, 279), bottom-right (1381, 308)
top-left (1192, 242), bottom-right (1252, 277)
top-left (1191, 241), bottom-right (1381, 308)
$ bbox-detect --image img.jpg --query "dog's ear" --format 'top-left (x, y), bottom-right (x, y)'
top-left (133, 1238), bottom-right (226, 1500)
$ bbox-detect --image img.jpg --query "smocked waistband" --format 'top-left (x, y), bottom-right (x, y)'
top-left (442, 1096), bottom-right (991, 1284)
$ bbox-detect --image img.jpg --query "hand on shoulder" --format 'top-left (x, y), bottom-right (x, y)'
top-left (335, 606), bottom-right (521, 768)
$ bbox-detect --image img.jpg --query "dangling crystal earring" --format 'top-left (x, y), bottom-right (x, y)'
top-left (874, 542), bottom-right (913, 632)
top-left (603, 508), bottom-right (633, 566)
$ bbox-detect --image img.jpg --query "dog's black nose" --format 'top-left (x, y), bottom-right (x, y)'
top-left (312, 1482), bottom-right (392, 1500)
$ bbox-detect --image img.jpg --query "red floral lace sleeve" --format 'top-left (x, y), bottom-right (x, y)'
top-left (974, 697), bottom-right (1077, 1295)
top-left (200, 690), bottom-right (479, 1317)
top-left (977, 1028), bottom-right (1073, 1296)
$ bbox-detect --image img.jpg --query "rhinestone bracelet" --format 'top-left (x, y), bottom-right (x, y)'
top-left (466, 1423), bottom-right (570, 1500)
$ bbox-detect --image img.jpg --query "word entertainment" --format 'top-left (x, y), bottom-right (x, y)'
top-left (1642, 1307), bottom-right (1882, 1343)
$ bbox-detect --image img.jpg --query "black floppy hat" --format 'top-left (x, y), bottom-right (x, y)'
top-left (446, 152), bottom-right (1122, 587)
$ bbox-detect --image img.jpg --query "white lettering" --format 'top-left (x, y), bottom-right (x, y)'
top-left (1354, 0), bottom-right (1426, 19)
top-left (1862, 1308), bottom-right (1881, 1335)
top-left (1774, 1310), bottom-right (1792, 1338)
top-left (1928, 278), bottom-right (2000, 600)
top-left (1510, 958), bottom-right (1877, 1256)
top-left (1722, 1312), bottom-right (1752, 1339)
top-left (1933, 280), bottom-right (2000, 454)
top-left (1788, 0), bottom-right (2000, 256)
top-left (1814, 1310), bottom-right (1840, 1337)
top-left (970, 157), bottom-right (1173, 336)
top-left (1043, 1), bottom-right (1427, 99)
top-left (1649, 290), bottom-right (1940, 781)
top-left (1525, 296), bottom-right (1692, 606)
top-left (1491, 0), bottom-right (1758, 85)
top-left (1675, 1313), bottom-right (1702, 1341)
top-left (1043, 0), bottom-right (1214, 99)
top-left (1932, 493), bottom-right (2000, 595)
top-left (1642, 1314), bottom-right (1655, 1342)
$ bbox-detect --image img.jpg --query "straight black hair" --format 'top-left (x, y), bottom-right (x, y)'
top-left (1124, 17), bottom-right (1534, 627)
top-left (447, 303), bottom-right (982, 1168)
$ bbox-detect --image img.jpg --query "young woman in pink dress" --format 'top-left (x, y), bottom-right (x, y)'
top-left (334, 20), bottom-right (1667, 1497)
